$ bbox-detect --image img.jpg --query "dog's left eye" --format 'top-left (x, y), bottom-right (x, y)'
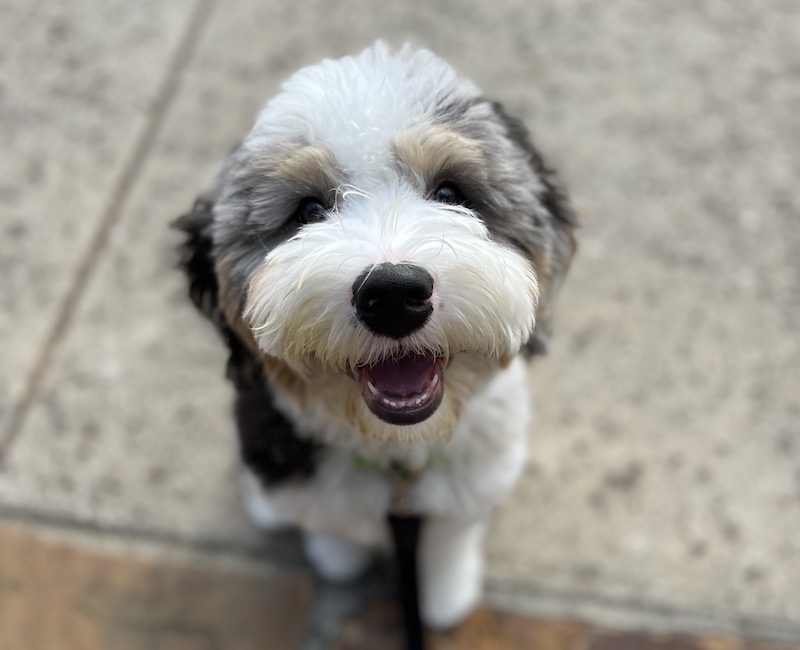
top-left (432, 183), bottom-right (465, 205)
top-left (296, 198), bottom-right (327, 224)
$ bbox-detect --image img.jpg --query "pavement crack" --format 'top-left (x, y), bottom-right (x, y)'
top-left (0, 0), bottom-right (217, 465)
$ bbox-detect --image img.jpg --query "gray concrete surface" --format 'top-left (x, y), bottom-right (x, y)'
top-left (0, 0), bottom-right (198, 439)
top-left (1, 0), bottom-right (799, 643)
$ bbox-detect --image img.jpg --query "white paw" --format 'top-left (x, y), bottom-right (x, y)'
top-left (303, 531), bottom-right (373, 582)
top-left (240, 470), bottom-right (293, 531)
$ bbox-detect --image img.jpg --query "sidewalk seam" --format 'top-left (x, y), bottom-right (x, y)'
top-left (487, 577), bottom-right (800, 645)
top-left (0, 0), bottom-right (217, 463)
top-left (0, 501), bottom-right (306, 568)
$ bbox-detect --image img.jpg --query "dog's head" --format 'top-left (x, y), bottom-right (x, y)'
top-left (177, 43), bottom-right (576, 443)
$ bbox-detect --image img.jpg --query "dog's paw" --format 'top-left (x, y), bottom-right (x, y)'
top-left (303, 531), bottom-right (373, 582)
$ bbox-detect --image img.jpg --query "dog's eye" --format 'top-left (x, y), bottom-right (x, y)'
top-left (296, 198), bottom-right (327, 224)
top-left (432, 183), bottom-right (465, 205)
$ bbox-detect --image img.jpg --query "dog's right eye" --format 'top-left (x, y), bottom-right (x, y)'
top-left (296, 198), bottom-right (327, 224)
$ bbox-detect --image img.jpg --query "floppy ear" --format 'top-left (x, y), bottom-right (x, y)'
top-left (524, 171), bottom-right (578, 357)
top-left (490, 103), bottom-right (579, 357)
top-left (173, 195), bottom-right (321, 482)
top-left (172, 193), bottom-right (255, 365)
top-left (172, 195), bottom-right (224, 329)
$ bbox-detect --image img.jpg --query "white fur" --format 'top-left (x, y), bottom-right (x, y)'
top-left (240, 470), bottom-right (292, 531)
top-left (302, 531), bottom-right (373, 583)
top-left (420, 517), bottom-right (487, 628)
top-left (245, 189), bottom-right (538, 378)
top-left (247, 43), bottom-right (481, 179)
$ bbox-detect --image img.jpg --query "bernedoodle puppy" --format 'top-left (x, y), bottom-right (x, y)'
top-left (175, 42), bottom-right (576, 640)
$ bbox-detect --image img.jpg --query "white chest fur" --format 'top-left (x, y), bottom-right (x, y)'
top-left (241, 356), bottom-right (531, 548)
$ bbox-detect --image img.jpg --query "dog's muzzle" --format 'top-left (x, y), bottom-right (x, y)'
top-left (352, 263), bottom-right (444, 426)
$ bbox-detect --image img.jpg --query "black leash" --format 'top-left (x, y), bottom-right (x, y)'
top-left (385, 459), bottom-right (427, 650)
top-left (388, 513), bottom-right (426, 650)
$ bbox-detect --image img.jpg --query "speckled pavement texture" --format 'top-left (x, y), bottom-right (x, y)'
top-left (1, 0), bottom-right (799, 647)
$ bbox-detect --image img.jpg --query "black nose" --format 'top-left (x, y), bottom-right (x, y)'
top-left (352, 263), bottom-right (434, 339)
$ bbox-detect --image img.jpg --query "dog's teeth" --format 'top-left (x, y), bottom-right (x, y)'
top-left (372, 377), bottom-right (437, 410)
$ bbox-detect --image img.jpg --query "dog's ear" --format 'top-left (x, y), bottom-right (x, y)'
top-left (525, 171), bottom-right (578, 357)
top-left (172, 194), bottom-right (225, 330)
top-left (173, 193), bottom-right (269, 387)
top-left (491, 103), bottom-right (579, 357)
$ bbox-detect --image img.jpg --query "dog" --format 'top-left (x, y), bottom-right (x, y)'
top-left (175, 42), bottom-right (576, 635)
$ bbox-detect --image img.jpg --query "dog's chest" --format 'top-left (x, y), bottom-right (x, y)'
top-left (254, 357), bottom-right (531, 542)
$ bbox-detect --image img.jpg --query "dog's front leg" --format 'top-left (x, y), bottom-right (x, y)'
top-left (418, 516), bottom-right (487, 629)
top-left (303, 530), bottom-right (373, 583)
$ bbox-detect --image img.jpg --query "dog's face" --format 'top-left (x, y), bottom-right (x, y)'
top-left (190, 44), bottom-right (576, 443)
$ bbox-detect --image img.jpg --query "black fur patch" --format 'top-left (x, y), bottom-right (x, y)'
top-left (173, 197), bottom-right (322, 486)
top-left (228, 333), bottom-right (322, 486)
top-left (173, 196), bottom-right (224, 327)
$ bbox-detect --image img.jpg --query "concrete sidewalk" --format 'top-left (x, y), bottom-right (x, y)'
top-left (1, 0), bottom-right (799, 648)
top-left (3, 518), bottom-right (798, 649)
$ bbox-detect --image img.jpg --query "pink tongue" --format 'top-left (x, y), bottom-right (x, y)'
top-left (364, 354), bottom-right (436, 397)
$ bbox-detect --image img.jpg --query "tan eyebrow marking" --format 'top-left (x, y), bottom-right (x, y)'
top-left (274, 145), bottom-right (341, 192)
top-left (392, 125), bottom-right (487, 188)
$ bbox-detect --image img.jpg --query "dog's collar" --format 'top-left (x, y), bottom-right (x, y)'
top-left (352, 451), bottom-right (453, 514)
top-left (352, 451), bottom-right (453, 473)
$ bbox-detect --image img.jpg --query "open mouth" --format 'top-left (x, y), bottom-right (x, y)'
top-left (355, 353), bottom-right (445, 426)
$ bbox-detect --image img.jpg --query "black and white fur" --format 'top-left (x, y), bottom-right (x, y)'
top-left (176, 43), bottom-right (576, 632)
